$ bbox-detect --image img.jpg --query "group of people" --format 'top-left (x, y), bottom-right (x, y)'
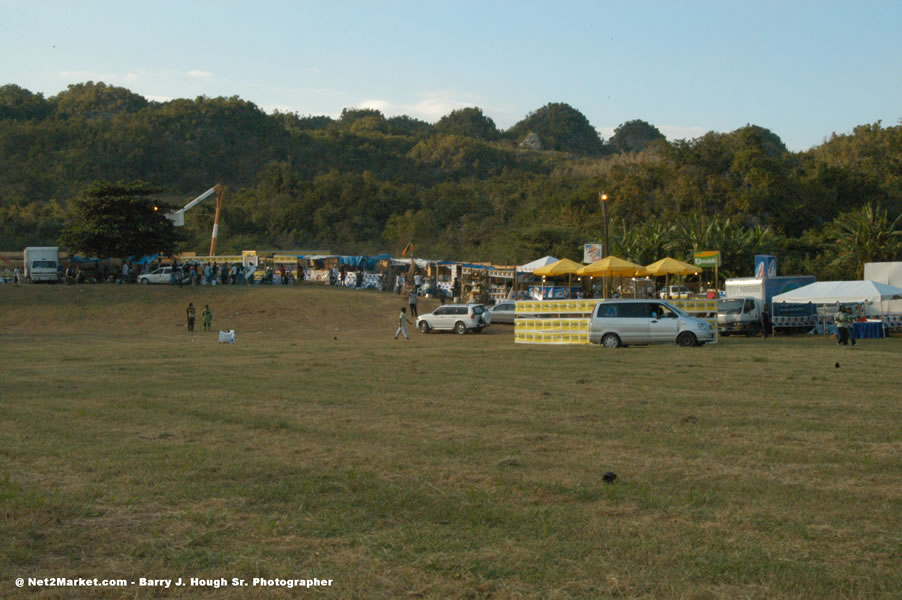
top-left (180, 262), bottom-right (254, 286)
top-left (185, 303), bottom-right (213, 333)
top-left (834, 306), bottom-right (858, 347)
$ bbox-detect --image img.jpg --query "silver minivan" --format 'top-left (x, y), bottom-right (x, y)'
top-left (588, 299), bottom-right (715, 347)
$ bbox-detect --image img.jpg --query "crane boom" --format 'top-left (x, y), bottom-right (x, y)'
top-left (164, 184), bottom-right (225, 256)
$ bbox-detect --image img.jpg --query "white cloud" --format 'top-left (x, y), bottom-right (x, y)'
top-left (597, 126), bottom-right (616, 141)
top-left (262, 103), bottom-right (296, 114)
top-left (187, 70), bottom-right (213, 79)
top-left (358, 92), bottom-right (484, 123)
top-left (658, 125), bottom-right (709, 141)
top-left (145, 95), bottom-right (172, 103)
top-left (58, 70), bottom-right (118, 82)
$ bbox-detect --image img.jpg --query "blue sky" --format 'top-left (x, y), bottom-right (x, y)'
top-left (2, 0), bottom-right (899, 150)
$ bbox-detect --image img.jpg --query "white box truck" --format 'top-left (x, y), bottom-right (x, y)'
top-left (23, 247), bottom-right (60, 283)
top-left (717, 275), bottom-right (815, 335)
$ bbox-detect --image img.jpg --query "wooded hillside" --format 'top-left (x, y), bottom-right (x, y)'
top-left (2, 82), bottom-right (900, 279)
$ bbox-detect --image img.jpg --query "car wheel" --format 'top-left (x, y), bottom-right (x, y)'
top-left (454, 321), bottom-right (467, 335)
top-left (601, 333), bottom-right (621, 348)
top-left (418, 321), bottom-right (430, 334)
top-left (677, 332), bottom-right (698, 347)
top-left (140, 278), bottom-right (149, 284)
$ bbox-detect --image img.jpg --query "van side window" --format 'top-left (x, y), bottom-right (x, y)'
top-left (597, 304), bottom-right (619, 318)
top-left (621, 303), bottom-right (650, 318)
top-left (656, 305), bottom-right (676, 319)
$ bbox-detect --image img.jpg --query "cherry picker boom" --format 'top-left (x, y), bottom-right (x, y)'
top-left (164, 184), bottom-right (225, 256)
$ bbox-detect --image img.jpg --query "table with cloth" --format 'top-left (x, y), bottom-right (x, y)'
top-left (853, 320), bottom-right (888, 339)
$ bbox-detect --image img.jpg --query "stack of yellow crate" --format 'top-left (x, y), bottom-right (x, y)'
top-left (514, 300), bottom-right (593, 344)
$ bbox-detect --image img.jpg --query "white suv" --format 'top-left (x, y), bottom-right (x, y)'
top-left (138, 266), bottom-right (185, 284)
top-left (417, 304), bottom-right (491, 334)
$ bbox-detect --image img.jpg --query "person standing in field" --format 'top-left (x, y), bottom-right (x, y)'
top-left (186, 302), bottom-right (196, 332)
top-left (408, 287), bottom-right (418, 317)
top-left (395, 307), bottom-right (411, 340)
top-left (760, 306), bottom-right (772, 340)
top-left (834, 306), bottom-right (853, 346)
top-left (202, 304), bottom-right (213, 332)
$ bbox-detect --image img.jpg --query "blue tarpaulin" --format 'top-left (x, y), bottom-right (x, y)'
top-left (298, 254), bottom-right (392, 269)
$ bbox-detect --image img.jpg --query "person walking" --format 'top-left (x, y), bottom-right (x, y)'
top-left (408, 287), bottom-right (418, 317)
top-left (202, 304), bottom-right (213, 332)
top-left (842, 306), bottom-right (857, 346)
top-left (394, 307), bottom-right (411, 340)
top-left (186, 302), bottom-right (196, 332)
top-left (834, 306), bottom-right (852, 346)
top-left (13, 266), bottom-right (20, 284)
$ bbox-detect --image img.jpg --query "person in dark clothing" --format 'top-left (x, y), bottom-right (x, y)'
top-left (186, 302), bottom-right (196, 332)
top-left (760, 307), bottom-right (773, 340)
top-left (408, 288), bottom-right (418, 317)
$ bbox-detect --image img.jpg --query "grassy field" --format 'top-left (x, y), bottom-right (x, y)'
top-left (2, 284), bottom-right (901, 599)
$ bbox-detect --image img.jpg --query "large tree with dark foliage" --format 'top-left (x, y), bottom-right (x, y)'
top-left (609, 119), bottom-right (666, 153)
top-left (506, 102), bottom-right (606, 155)
top-left (59, 181), bottom-right (186, 258)
top-left (434, 107), bottom-right (500, 140)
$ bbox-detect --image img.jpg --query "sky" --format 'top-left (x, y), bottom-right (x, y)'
top-left (2, 0), bottom-right (900, 151)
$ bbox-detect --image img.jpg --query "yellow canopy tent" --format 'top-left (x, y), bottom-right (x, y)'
top-left (644, 257), bottom-right (702, 299)
top-left (534, 258), bottom-right (584, 299)
top-left (576, 256), bottom-right (648, 298)
top-left (577, 255), bottom-right (647, 277)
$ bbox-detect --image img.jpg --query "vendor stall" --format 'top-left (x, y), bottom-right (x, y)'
top-left (772, 280), bottom-right (902, 335)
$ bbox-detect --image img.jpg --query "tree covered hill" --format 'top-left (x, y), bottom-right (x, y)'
top-left (1, 82), bottom-right (900, 279)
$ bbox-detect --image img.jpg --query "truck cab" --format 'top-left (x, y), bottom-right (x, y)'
top-left (717, 297), bottom-right (762, 336)
top-left (23, 247), bottom-right (60, 283)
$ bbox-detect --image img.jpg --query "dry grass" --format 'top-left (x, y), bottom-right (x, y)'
top-left (1, 284), bottom-right (901, 599)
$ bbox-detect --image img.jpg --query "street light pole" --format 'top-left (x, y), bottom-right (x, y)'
top-left (600, 192), bottom-right (610, 298)
top-left (599, 192), bottom-right (610, 258)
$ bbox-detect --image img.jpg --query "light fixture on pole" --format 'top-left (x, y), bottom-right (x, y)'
top-left (599, 193), bottom-right (610, 258)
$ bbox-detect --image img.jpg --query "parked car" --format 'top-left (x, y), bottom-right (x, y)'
top-left (486, 301), bottom-right (517, 324)
top-left (658, 285), bottom-right (692, 299)
top-left (588, 299), bottom-right (715, 347)
top-left (138, 266), bottom-right (186, 285)
top-left (417, 304), bottom-right (491, 334)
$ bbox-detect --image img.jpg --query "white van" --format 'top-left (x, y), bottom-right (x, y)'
top-left (588, 299), bottom-right (715, 347)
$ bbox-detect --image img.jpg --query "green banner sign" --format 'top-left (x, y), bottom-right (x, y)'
top-left (693, 251), bottom-right (721, 267)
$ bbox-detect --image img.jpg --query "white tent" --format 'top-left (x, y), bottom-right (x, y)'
top-left (772, 280), bottom-right (902, 305)
top-left (773, 280), bottom-right (902, 327)
top-left (518, 256), bottom-right (559, 273)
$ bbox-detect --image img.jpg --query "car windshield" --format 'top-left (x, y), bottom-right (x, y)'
top-left (718, 299), bottom-right (743, 314)
top-left (659, 302), bottom-right (687, 317)
top-left (32, 260), bottom-right (56, 268)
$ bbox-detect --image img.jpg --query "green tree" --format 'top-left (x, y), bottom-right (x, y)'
top-left (59, 181), bottom-right (186, 258)
top-left (434, 107), bottom-right (500, 140)
top-left (507, 102), bottom-right (606, 155)
top-left (0, 84), bottom-right (52, 120)
top-left (827, 203), bottom-right (902, 278)
top-left (608, 119), bottom-right (665, 153)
